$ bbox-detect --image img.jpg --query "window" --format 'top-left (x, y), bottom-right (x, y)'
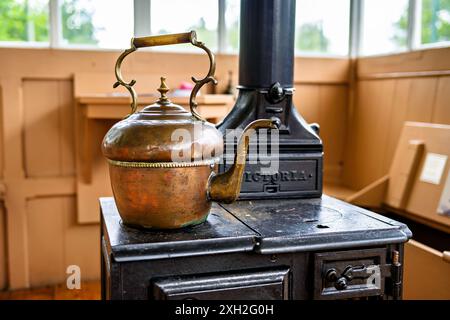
top-left (60, 0), bottom-right (133, 49)
top-left (295, 0), bottom-right (350, 56)
top-left (224, 0), bottom-right (240, 52)
top-left (0, 0), bottom-right (448, 55)
top-left (420, 0), bottom-right (450, 46)
top-left (360, 0), bottom-right (409, 55)
top-left (360, 0), bottom-right (450, 56)
top-left (0, 0), bottom-right (50, 44)
top-left (150, 0), bottom-right (218, 51)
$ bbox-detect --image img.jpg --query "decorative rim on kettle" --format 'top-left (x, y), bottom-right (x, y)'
top-left (113, 31), bottom-right (217, 121)
top-left (107, 158), bottom-right (218, 168)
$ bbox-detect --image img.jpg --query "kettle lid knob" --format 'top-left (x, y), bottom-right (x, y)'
top-left (157, 77), bottom-right (170, 104)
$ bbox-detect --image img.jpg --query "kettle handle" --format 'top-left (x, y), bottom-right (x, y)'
top-left (114, 31), bottom-right (217, 120)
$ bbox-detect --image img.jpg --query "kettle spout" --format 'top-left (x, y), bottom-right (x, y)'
top-left (208, 118), bottom-right (280, 203)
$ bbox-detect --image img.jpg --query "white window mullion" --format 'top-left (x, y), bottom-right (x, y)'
top-left (349, 0), bottom-right (363, 57)
top-left (407, 0), bottom-right (422, 50)
top-left (134, 0), bottom-right (151, 37)
top-left (218, 0), bottom-right (226, 53)
top-left (49, 0), bottom-right (62, 48)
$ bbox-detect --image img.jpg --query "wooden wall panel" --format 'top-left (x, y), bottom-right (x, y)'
top-left (343, 80), bottom-right (395, 189)
top-left (344, 77), bottom-right (447, 189)
top-left (317, 85), bottom-right (348, 182)
top-left (433, 76), bottom-right (450, 124)
top-left (0, 84), bottom-right (3, 178)
top-left (381, 77), bottom-right (440, 174)
top-left (295, 84), bottom-right (348, 183)
top-left (357, 47), bottom-right (450, 77)
top-left (23, 80), bottom-right (75, 178)
top-left (295, 85), bottom-right (320, 121)
top-left (294, 57), bottom-right (350, 84)
top-left (0, 204), bottom-right (6, 290)
top-left (404, 240), bottom-right (450, 299)
top-left (214, 55), bottom-right (350, 93)
top-left (380, 79), bottom-right (411, 174)
top-left (343, 48), bottom-right (450, 190)
top-left (63, 199), bottom-right (100, 283)
top-left (76, 120), bottom-right (114, 223)
top-left (27, 197), bottom-right (66, 286)
top-left (27, 196), bottom-right (99, 287)
top-left (404, 78), bottom-right (437, 122)
top-left (0, 83), bottom-right (4, 290)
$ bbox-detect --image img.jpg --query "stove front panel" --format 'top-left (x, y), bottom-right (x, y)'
top-left (221, 153), bottom-right (323, 199)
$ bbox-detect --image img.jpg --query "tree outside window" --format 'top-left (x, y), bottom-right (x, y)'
top-left (393, 0), bottom-right (450, 47)
top-left (295, 0), bottom-right (349, 56)
top-left (0, 0), bottom-right (49, 42)
top-left (61, 0), bottom-right (97, 45)
top-left (421, 0), bottom-right (450, 44)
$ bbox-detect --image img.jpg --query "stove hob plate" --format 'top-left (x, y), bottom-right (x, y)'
top-left (101, 195), bottom-right (411, 260)
top-left (220, 195), bottom-right (411, 254)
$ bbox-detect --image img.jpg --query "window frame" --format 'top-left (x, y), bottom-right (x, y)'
top-left (0, 0), bottom-right (448, 56)
top-left (357, 0), bottom-right (450, 57)
top-left (294, 0), bottom-right (352, 57)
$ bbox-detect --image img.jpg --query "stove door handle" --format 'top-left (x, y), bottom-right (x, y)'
top-left (325, 265), bottom-right (376, 291)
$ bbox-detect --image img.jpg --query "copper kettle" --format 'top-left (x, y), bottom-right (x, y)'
top-left (102, 31), bottom-right (279, 229)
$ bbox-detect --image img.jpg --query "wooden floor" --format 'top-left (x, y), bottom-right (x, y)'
top-left (0, 281), bottom-right (101, 300)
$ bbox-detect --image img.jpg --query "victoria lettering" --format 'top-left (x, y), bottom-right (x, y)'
top-left (244, 170), bottom-right (312, 183)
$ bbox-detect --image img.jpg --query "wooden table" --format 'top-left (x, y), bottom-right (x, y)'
top-left (77, 94), bottom-right (233, 121)
top-left (75, 94), bottom-right (234, 223)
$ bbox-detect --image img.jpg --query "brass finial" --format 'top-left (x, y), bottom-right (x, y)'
top-left (157, 77), bottom-right (170, 103)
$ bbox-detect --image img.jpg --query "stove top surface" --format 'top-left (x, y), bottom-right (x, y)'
top-left (100, 195), bottom-right (411, 262)
top-left (221, 195), bottom-right (411, 253)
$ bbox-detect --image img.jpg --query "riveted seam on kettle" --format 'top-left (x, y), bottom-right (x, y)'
top-left (107, 159), bottom-right (218, 168)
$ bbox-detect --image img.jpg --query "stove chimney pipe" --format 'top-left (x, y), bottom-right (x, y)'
top-left (218, 0), bottom-right (323, 200)
top-left (239, 0), bottom-right (296, 89)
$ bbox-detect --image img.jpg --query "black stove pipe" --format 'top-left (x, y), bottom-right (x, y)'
top-left (239, 0), bottom-right (296, 89)
top-left (218, 0), bottom-right (323, 200)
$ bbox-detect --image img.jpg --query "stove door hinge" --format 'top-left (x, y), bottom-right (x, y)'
top-left (381, 250), bottom-right (402, 300)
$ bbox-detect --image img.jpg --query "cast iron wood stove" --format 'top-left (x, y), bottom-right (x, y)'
top-left (101, 0), bottom-right (411, 300)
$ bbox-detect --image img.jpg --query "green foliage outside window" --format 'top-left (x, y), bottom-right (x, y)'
top-left (393, 0), bottom-right (450, 46)
top-left (154, 17), bottom-right (217, 50)
top-left (0, 0), bottom-right (97, 45)
top-left (1, 0), bottom-right (447, 51)
top-left (61, 0), bottom-right (97, 45)
top-left (227, 20), bottom-right (239, 51)
top-left (421, 0), bottom-right (450, 44)
top-left (296, 22), bottom-right (330, 53)
top-left (0, 0), bottom-right (49, 42)
top-left (189, 18), bottom-right (217, 50)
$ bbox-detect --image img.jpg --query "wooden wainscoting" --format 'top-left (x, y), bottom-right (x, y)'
top-left (295, 84), bottom-right (348, 184)
top-left (404, 240), bottom-right (450, 299)
top-left (27, 196), bottom-right (99, 287)
top-left (343, 47), bottom-right (450, 190)
top-left (0, 204), bottom-right (6, 291)
top-left (0, 281), bottom-right (100, 300)
top-left (0, 47), bottom-right (350, 289)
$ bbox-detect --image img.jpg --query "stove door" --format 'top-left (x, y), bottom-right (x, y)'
top-left (314, 248), bottom-right (387, 300)
top-left (151, 268), bottom-right (290, 300)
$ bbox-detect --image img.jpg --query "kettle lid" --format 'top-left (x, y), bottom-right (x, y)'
top-left (136, 77), bottom-right (191, 120)
top-left (102, 77), bottom-right (223, 163)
